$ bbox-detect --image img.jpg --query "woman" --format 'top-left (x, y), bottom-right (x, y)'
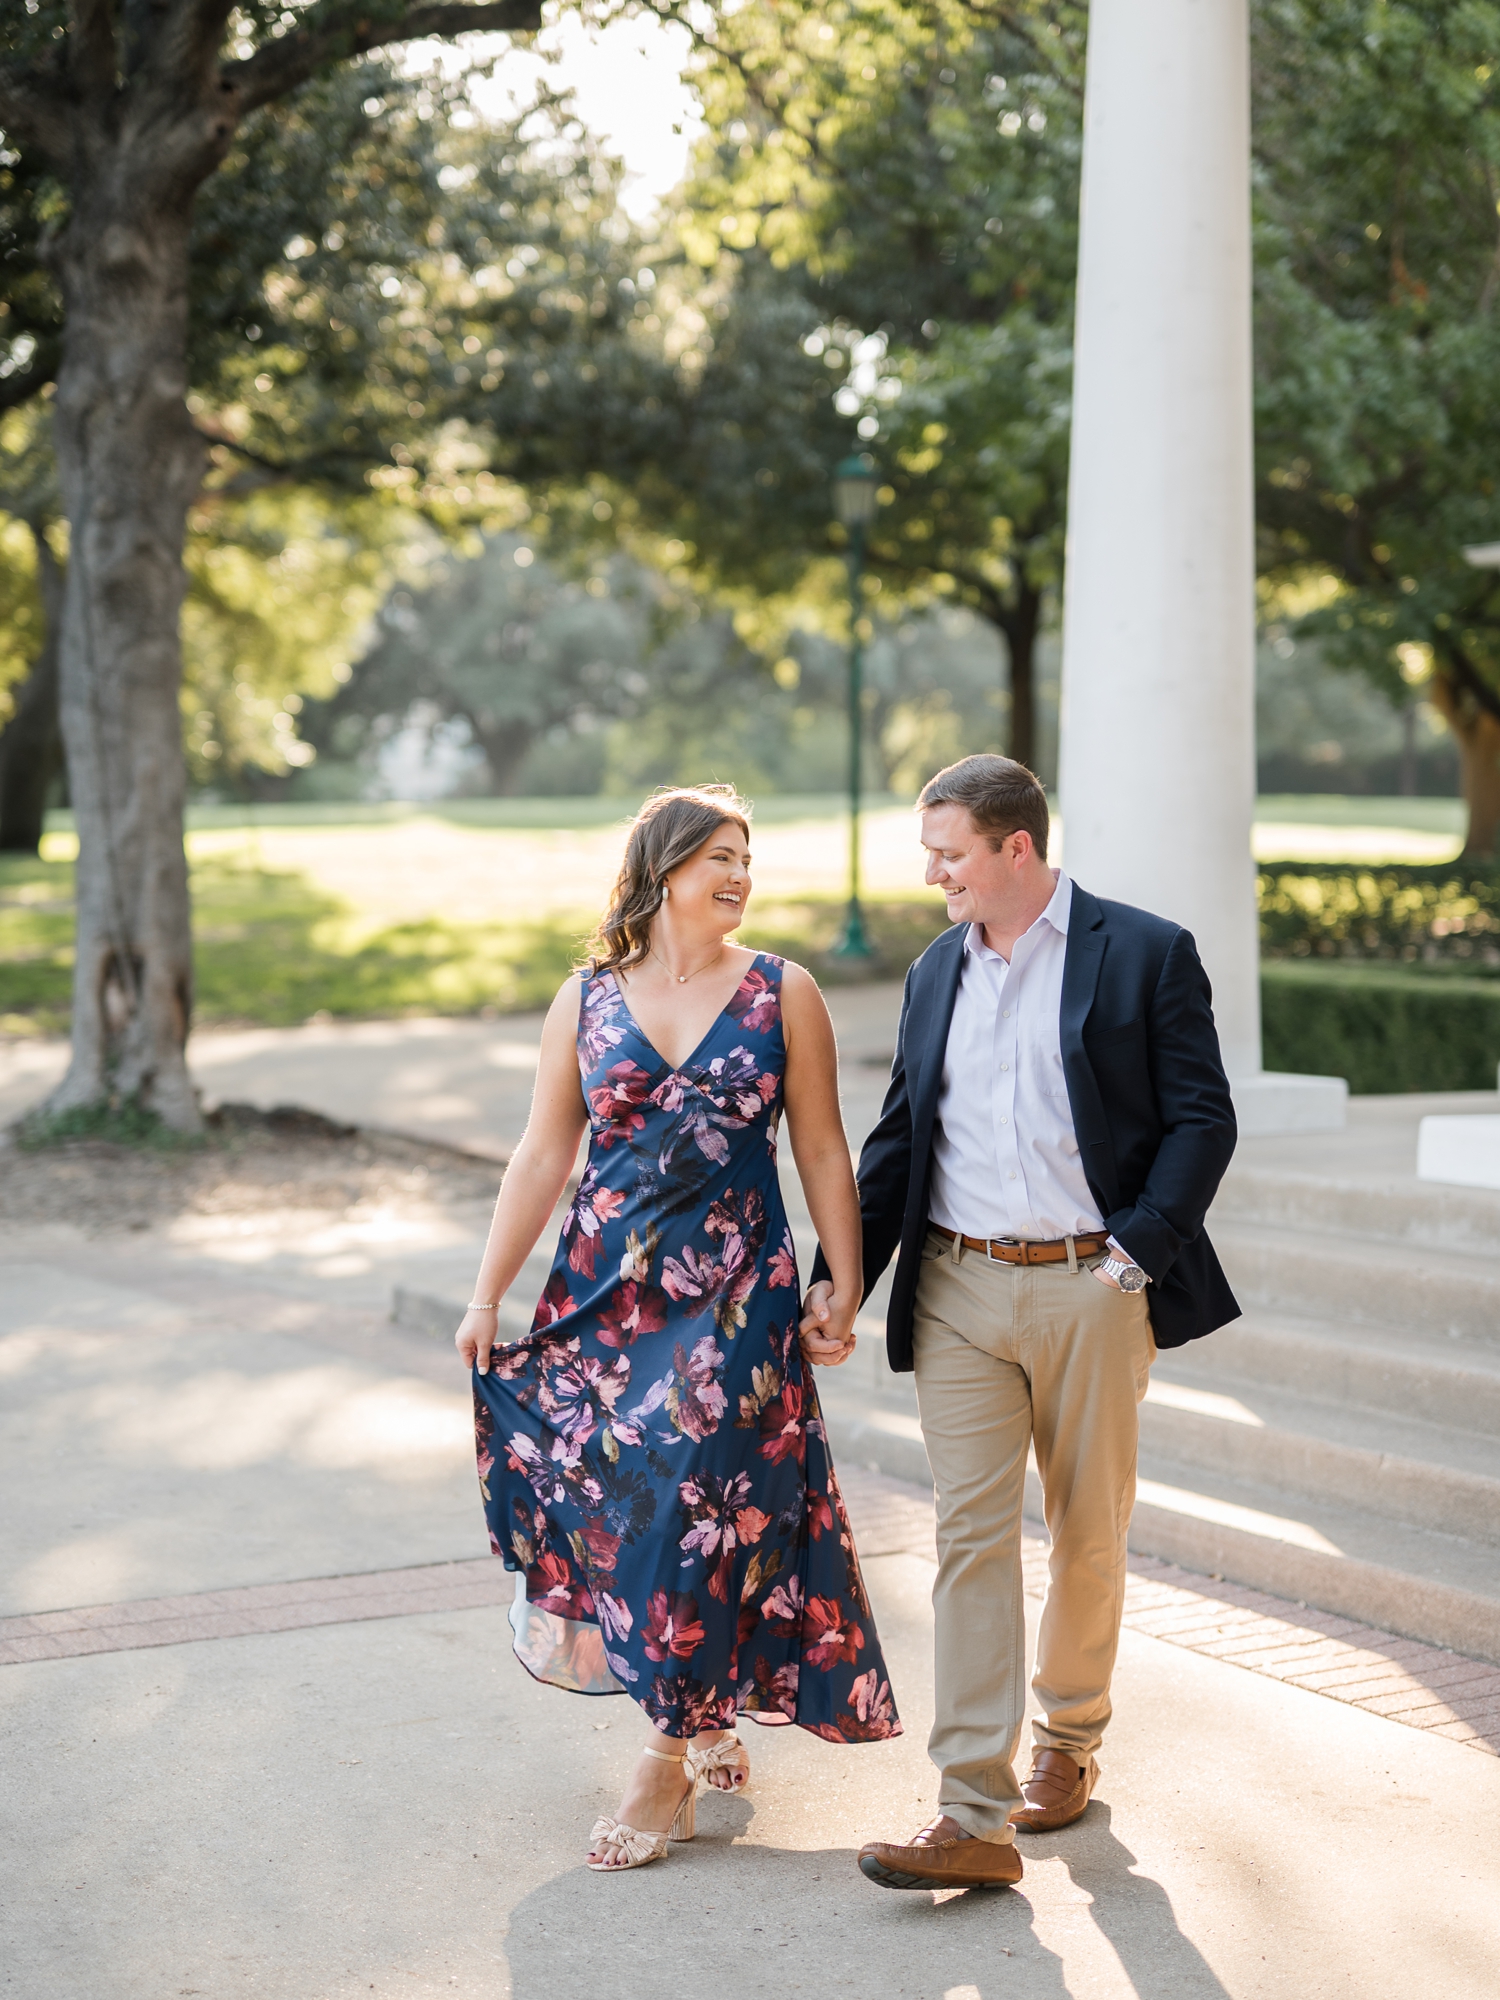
top-left (457, 784), bottom-right (899, 1873)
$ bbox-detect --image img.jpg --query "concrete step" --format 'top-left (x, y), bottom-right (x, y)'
top-left (1129, 1451), bottom-right (1500, 1665)
top-left (821, 1342), bottom-right (1500, 1547)
top-left (1194, 1310), bottom-right (1500, 1438)
top-left (1142, 1367), bottom-right (1500, 1544)
top-left (1213, 1219), bottom-right (1500, 1350)
top-left (814, 1384), bottom-right (1500, 1665)
top-left (1212, 1162), bottom-right (1500, 1258)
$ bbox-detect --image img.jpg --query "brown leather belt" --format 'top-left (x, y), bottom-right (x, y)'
top-left (929, 1223), bottom-right (1111, 1266)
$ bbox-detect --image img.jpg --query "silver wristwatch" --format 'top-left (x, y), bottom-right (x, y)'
top-left (1099, 1255), bottom-right (1149, 1293)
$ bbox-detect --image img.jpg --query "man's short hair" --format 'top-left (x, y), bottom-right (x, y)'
top-left (917, 754), bottom-right (1049, 860)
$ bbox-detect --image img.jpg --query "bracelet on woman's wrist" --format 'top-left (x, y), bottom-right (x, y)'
top-left (467, 1301), bottom-right (500, 1312)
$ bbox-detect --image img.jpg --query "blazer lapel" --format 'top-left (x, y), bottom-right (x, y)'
top-left (909, 925), bottom-right (966, 1153)
top-left (1060, 886), bottom-right (1120, 1214)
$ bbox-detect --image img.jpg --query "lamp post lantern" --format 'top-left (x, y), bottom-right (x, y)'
top-left (831, 453), bottom-right (879, 960)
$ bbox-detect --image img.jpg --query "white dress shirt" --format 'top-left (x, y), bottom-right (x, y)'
top-left (927, 870), bottom-right (1112, 1244)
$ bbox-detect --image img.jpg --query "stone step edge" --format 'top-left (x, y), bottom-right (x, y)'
top-left (817, 1407), bottom-right (1500, 1668)
top-left (1213, 1217), bottom-right (1500, 1287)
top-left (1162, 1354), bottom-right (1500, 1452)
top-left (1127, 1495), bottom-right (1500, 1668)
top-left (1137, 1398), bottom-right (1500, 1543)
top-left (1187, 1317), bottom-right (1500, 1434)
top-left (1212, 1166), bottom-right (1500, 1255)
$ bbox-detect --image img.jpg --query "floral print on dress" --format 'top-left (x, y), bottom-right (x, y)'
top-left (472, 953), bottom-right (900, 1744)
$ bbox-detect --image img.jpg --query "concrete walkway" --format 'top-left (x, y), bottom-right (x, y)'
top-left (6, 1194), bottom-right (1500, 1996)
top-left (0, 984), bottom-right (907, 1157)
top-left (8, 1003), bottom-right (1500, 1994)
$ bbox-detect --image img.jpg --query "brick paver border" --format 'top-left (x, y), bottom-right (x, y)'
top-left (0, 1560), bottom-right (512, 1665)
top-left (4, 1465), bottom-right (1497, 1759)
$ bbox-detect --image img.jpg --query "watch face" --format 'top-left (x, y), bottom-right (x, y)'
top-left (1120, 1266), bottom-right (1148, 1292)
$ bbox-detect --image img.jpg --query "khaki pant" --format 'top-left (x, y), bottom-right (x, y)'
top-left (912, 1227), bottom-right (1155, 1842)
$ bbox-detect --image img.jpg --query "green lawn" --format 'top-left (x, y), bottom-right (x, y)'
top-left (0, 841), bottom-right (948, 1034)
top-left (0, 793), bottom-right (1470, 1036)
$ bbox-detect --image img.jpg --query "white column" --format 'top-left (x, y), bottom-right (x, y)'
top-left (1057, 0), bottom-right (1344, 1134)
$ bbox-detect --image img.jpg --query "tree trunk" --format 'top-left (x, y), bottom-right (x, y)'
top-left (1430, 670), bottom-right (1500, 860)
top-left (1004, 580), bottom-right (1043, 775)
top-left (44, 176), bottom-right (204, 1131)
top-left (974, 578), bottom-right (1044, 774)
top-left (0, 525), bottom-right (65, 855)
top-left (471, 718), bottom-right (536, 796)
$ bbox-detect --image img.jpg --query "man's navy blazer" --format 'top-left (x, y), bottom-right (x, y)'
top-left (824, 885), bottom-right (1241, 1370)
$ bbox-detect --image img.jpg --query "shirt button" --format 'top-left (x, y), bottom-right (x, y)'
top-left (999, 1116), bottom-right (1009, 1125)
top-left (1000, 1062), bottom-right (1010, 1071)
top-left (1002, 1009), bottom-right (1011, 1018)
top-left (1007, 1171), bottom-right (1017, 1180)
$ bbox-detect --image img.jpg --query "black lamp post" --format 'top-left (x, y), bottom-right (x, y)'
top-left (831, 452), bottom-right (879, 959)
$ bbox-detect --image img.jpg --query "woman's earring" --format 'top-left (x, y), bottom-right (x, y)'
top-left (661, 881), bottom-right (670, 901)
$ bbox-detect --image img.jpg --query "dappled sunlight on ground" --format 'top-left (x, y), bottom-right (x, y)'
top-left (98, 1364), bottom-right (471, 1475)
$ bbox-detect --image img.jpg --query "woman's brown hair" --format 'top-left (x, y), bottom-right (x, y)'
top-left (586, 784), bottom-right (752, 975)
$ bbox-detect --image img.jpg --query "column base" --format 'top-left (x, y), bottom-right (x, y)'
top-left (1417, 1114), bottom-right (1500, 1192)
top-left (1229, 1070), bottom-right (1348, 1137)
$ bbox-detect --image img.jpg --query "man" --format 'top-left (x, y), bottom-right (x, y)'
top-left (802, 754), bottom-right (1239, 1892)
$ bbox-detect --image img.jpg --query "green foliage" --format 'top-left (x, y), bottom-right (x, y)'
top-left (1257, 863), bottom-right (1500, 962)
top-left (1261, 961), bottom-right (1500, 1092)
top-left (307, 532), bottom-right (775, 793)
top-left (633, 0), bottom-right (1087, 761)
top-left (181, 488), bottom-right (405, 790)
top-left (0, 507), bottom-right (42, 722)
top-left (676, 0), bottom-right (1085, 326)
top-left (0, 405), bottom-right (57, 720)
top-left (1252, 2), bottom-right (1500, 719)
top-left (0, 831), bottom-right (951, 1030)
top-left (306, 517), bottom-right (1015, 800)
top-left (189, 63), bottom-right (646, 509)
top-left (863, 315), bottom-right (1072, 634)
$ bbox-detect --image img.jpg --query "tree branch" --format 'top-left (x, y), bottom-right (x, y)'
top-left (194, 423), bottom-right (379, 493)
top-left (228, 0), bottom-right (543, 116)
top-left (69, 0), bottom-right (120, 110)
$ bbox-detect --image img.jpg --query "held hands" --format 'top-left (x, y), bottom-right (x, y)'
top-left (798, 1279), bottom-right (857, 1367)
top-left (456, 1305), bottom-right (501, 1374)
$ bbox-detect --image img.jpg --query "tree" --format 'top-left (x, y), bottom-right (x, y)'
top-left (1251, 0), bottom-right (1500, 855)
top-left (647, 0), bottom-right (1085, 770)
top-left (850, 315), bottom-right (1070, 769)
top-left (0, 0), bottom-right (572, 1130)
top-left (1, 55), bottom-right (647, 819)
top-left (309, 532), bottom-right (655, 793)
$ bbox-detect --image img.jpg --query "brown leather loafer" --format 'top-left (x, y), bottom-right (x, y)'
top-left (1010, 1749), bottom-right (1100, 1832)
top-left (858, 1814), bottom-right (1023, 1891)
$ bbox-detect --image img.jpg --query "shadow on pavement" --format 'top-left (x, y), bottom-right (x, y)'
top-left (502, 1812), bottom-right (1073, 2000)
top-left (1022, 1801), bottom-right (1233, 1999)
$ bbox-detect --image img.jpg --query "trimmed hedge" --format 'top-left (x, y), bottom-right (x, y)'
top-left (1261, 962), bottom-right (1500, 1094)
top-left (1258, 862), bottom-right (1500, 963)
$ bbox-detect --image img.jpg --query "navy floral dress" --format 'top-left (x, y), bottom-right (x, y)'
top-left (473, 953), bottom-right (900, 1745)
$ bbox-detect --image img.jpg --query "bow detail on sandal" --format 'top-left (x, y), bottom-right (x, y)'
top-left (587, 1746), bottom-right (696, 1872)
top-left (687, 1733), bottom-right (751, 1792)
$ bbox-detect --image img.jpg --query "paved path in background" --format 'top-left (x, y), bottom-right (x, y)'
top-left (0, 983), bottom-right (905, 1155)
